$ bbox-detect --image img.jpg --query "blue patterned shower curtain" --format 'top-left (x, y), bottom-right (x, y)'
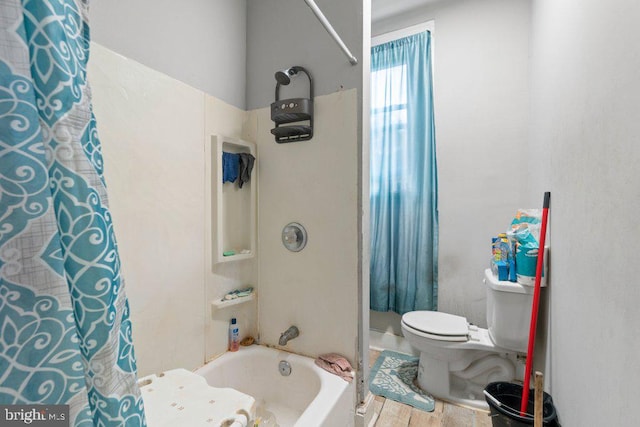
top-left (0, 1), bottom-right (145, 425)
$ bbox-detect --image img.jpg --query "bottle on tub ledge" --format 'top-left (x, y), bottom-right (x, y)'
top-left (229, 318), bottom-right (240, 352)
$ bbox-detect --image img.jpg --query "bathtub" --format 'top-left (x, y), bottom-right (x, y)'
top-left (195, 345), bottom-right (355, 427)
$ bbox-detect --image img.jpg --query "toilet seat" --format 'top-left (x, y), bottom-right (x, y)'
top-left (402, 311), bottom-right (469, 342)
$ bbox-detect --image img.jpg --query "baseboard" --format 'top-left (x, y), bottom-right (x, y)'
top-left (369, 329), bottom-right (418, 356)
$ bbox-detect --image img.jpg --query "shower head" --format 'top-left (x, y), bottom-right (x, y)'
top-left (273, 66), bottom-right (314, 101)
top-left (275, 67), bottom-right (298, 85)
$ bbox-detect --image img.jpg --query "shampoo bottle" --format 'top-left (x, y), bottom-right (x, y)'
top-left (229, 318), bottom-right (240, 352)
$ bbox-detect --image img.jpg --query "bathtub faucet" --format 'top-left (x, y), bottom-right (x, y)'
top-left (279, 326), bottom-right (299, 346)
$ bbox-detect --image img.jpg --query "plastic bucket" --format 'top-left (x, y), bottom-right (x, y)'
top-left (484, 382), bottom-right (560, 427)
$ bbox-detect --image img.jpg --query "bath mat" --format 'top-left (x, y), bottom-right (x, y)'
top-left (369, 350), bottom-right (435, 412)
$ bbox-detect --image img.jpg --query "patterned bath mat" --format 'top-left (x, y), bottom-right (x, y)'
top-left (369, 350), bottom-right (435, 412)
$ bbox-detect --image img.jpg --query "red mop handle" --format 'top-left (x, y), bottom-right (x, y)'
top-left (520, 192), bottom-right (550, 416)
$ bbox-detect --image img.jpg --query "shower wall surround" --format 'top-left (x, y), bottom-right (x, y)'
top-left (204, 103), bottom-right (259, 362)
top-left (89, 43), bottom-right (257, 376)
top-left (246, 89), bottom-right (359, 359)
top-left (90, 42), bottom-right (358, 376)
top-left (90, 0), bottom-right (365, 387)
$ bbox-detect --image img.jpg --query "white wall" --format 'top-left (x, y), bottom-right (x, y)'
top-left (371, 0), bottom-right (532, 329)
top-left (91, 0), bottom-right (247, 109)
top-left (529, 0), bottom-right (640, 424)
top-left (89, 44), bottom-right (255, 376)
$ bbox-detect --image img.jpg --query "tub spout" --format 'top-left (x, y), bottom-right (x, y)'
top-left (279, 326), bottom-right (299, 346)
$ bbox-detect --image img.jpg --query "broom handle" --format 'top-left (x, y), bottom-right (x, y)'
top-left (520, 192), bottom-right (550, 416)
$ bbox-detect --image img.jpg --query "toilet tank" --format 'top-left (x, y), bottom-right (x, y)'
top-left (484, 269), bottom-right (536, 353)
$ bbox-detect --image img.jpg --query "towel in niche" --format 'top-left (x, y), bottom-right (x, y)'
top-left (315, 353), bottom-right (354, 383)
top-left (238, 153), bottom-right (255, 188)
top-left (222, 152), bottom-right (240, 183)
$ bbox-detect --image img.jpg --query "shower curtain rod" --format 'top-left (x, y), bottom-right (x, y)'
top-left (304, 0), bottom-right (358, 65)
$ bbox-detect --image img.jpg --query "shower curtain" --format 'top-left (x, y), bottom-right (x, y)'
top-left (370, 31), bottom-right (438, 315)
top-left (0, 1), bottom-right (145, 425)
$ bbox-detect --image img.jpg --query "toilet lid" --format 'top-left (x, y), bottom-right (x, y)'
top-left (402, 311), bottom-right (469, 337)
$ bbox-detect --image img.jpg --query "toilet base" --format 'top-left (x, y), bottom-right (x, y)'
top-left (416, 352), bottom-right (518, 410)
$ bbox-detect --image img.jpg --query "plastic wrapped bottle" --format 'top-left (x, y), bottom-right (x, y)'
top-left (229, 318), bottom-right (240, 352)
top-left (491, 233), bottom-right (511, 281)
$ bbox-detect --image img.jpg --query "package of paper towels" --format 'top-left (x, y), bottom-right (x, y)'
top-left (507, 209), bottom-right (549, 286)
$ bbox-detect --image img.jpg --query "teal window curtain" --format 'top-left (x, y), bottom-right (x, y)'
top-left (0, 1), bottom-right (145, 425)
top-left (370, 31), bottom-right (438, 315)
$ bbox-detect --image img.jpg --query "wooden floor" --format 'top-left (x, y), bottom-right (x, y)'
top-left (369, 350), bottom-right (492, 427)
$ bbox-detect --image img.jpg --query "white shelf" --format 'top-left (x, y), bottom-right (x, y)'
top-left (220, 253), bottom-right (254, 262)
top-left (211, 135), bottom-right (257, 264)
top-left (211, 292), bottom-right (256, 311)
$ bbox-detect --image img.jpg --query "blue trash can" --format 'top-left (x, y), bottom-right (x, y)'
top-left (484, 382), bottom-right (560, 427)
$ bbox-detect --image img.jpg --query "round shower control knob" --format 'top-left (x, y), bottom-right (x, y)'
top-left (282, 222), bottom-right (307, 252)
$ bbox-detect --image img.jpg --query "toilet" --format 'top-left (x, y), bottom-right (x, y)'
top-left (401, 269), bottom-right (542, 409)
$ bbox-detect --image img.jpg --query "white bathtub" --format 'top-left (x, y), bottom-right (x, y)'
top-left (195, 345), bottom-right (355, 427)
